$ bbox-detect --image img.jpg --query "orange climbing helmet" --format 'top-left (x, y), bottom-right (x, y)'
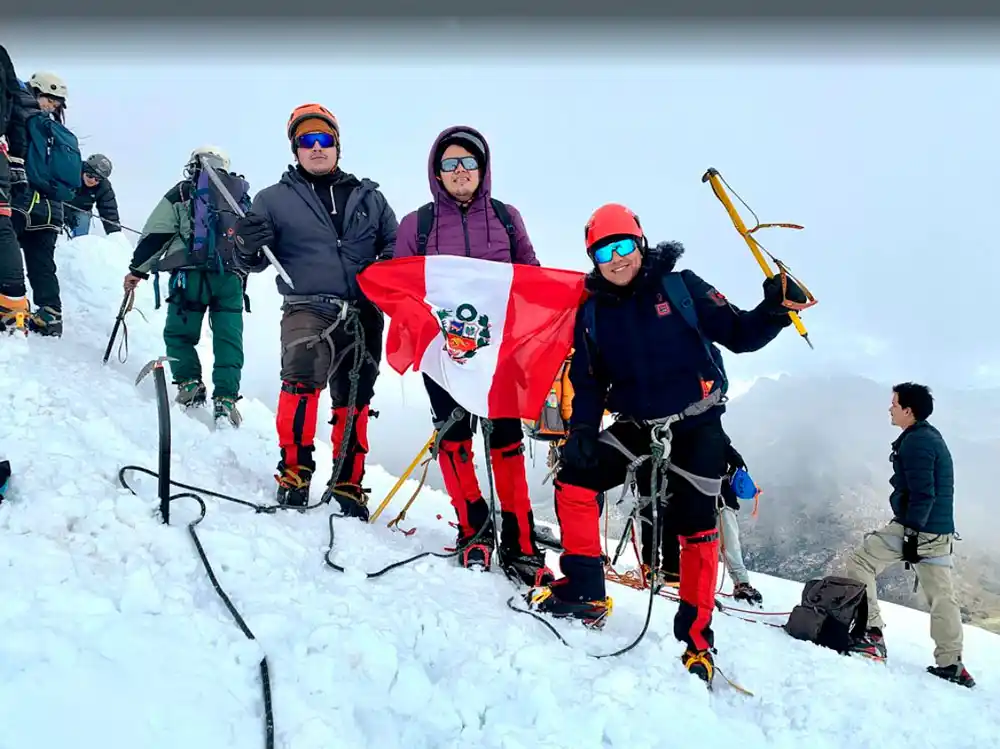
top-left (584, 203), bottom-right (644, 252)
top-left (286, 103), bottom-right (340, 141)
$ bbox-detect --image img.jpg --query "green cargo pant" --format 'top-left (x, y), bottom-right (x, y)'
top-left (163, 269), bottom-right (245, 398)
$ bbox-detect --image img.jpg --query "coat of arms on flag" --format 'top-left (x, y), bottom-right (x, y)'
top-left (436, 303), bottom-right (491, 364)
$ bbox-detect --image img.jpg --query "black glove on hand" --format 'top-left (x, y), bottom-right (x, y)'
top-left (762, 273), bottom-right (809, 315)
top-left (561, 427), bottom-right (600, 471)
top-left (725, 443), bottom-right (747, 473)
top-left (358, 252), bottom-right (392, 274)
top-left (234, 213), bottom-right (274, 256)
top-left (902, 529), bottom-right (921, 564)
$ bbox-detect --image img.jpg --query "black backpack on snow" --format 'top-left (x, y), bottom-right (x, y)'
top-left (415, 199), bottom-right (517, 260)
top-left (784, 575), bottom-right (869, 654)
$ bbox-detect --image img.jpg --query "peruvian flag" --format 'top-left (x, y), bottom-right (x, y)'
top-left (358, 255), bottom-right (588, 420)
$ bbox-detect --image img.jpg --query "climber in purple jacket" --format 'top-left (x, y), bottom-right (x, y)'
top-left (393, 125), bottom-right (551, 589)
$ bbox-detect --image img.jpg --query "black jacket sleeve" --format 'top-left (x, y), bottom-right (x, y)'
top-left (681, 269), bottom-right (791, 354)
top-left (566, 301), bottom-right (608, 433)
top-left (899, 432), bottom-right (938, 530)
top-left (95, 180), bottom-right (122, 234)
top-left (5, 82), bottom-right (41, 161)
top-left (374, 193), bottom-right (398, 260)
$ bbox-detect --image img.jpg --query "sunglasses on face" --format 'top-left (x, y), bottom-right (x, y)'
top-left (440, 156), bottom-right (479, 172)
top-left (295, 132), bottom-right (338, 150)
top-left (592, 237), bottom-right (638, 265)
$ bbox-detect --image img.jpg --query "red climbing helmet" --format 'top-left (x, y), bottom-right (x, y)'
top-left (584, 203), bottom-right (644, 251)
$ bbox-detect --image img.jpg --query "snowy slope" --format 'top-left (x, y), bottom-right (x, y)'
top-left (1, 236), bottom-right (998, 749)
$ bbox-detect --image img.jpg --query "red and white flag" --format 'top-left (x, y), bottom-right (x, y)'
top-left (358, 255), bottom-right (588, 420)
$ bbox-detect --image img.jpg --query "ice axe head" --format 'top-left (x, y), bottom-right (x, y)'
top-left (135, 356), bottom-right (178, 386)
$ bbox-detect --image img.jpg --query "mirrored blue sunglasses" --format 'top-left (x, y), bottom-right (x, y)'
top-left (295, 131), bottom-right (338, 149)
top-left (592, 237), bottom-right (638, 265)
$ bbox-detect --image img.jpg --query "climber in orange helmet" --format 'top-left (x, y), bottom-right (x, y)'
top-left (233, 103), bottom-right (398, 516)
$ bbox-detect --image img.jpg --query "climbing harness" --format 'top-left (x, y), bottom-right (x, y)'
top-left (702, 166), bottom-right (818, 348)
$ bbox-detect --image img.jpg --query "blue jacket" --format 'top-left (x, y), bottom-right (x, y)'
top-left (889, 420), bottom-right (955, 534)
top-left (568, 241), bottom-right (791, 431)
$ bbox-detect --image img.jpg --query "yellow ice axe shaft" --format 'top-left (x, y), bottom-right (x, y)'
top-left (368, 433), bottom-right (435, 523)
top-left (701, 167), bottom-right (812, 347)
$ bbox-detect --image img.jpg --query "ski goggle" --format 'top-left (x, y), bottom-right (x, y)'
top-left (295, 131), bottom-right (338, 149)
top-left (591, 237), bottom-right (638, 265)
top-left (440, 156), bottom-right (479, 172)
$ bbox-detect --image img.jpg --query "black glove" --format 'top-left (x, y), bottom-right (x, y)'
top-left (902, 528), bottom-right (921, 564)
top-left (358, 252), bottom-right (392, 274)
top-left (234, 213), bottom-right (274, 256)
top-left (762, 273), bottom-right (809, 314)
top-left (561, 427), bottom-right (600, 471)
top-left (725, 443), bottom-right (746, 473)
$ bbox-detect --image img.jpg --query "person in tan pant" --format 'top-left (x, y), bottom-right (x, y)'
top-left (845, 382), bottom-right (975, 688)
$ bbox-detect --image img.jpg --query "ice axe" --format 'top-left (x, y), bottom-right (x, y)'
top-left (702, 167), bottom-right (816, 349)
top-left (198, 155), bottom-right (295, 290)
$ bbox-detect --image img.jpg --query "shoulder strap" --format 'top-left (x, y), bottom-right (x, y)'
top-left (579, 296), bottom-right (599, 373)
top-left (662, 271), bottom-right (726, 388)
top-left (416, 202), bottom-right (435, 256)
top-left (662, 272), bottom-right (701, 333)
top-left (489, 198), bottom-right (517, 262)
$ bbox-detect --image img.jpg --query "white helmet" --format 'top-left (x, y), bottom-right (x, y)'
top-left (188, 144), bottom-right (230, 171)
top-left (29, 71), bottom-right (68, 101)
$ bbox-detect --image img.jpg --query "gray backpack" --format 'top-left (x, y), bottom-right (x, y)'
top-left (784, 576), bottom-right (869, 654)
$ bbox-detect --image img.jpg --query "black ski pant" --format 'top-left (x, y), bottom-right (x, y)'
top-left (11, 212), bottom-right (59, 311)
top-left (555, 412), bottom-right (728, 652)
top-left (0, 155), bottom-right (25, 298)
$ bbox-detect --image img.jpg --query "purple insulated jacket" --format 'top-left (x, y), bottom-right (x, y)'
top-left (394, 125), bottom-right (539, 265)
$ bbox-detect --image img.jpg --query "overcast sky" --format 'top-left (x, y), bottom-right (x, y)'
top-left (6, 28), bottom-right (1000, 392)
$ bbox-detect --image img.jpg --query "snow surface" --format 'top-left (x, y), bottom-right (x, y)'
top-left (1, 236), bottom-right (998, 749)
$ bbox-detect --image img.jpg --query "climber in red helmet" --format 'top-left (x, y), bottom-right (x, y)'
top-left (524, 202), bottom-right (807, 686)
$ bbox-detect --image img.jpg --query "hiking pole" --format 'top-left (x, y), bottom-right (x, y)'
top-left (198, 156), bottom-right (296, 290)
top-left (369, 433), bottom-right (435, 523)
top-left (701, 167), bottom-right (817, 349)
top-left (61, 202), bottom-right (145, 235)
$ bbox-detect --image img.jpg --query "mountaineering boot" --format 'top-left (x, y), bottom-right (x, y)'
top-left (524, 584), bottom-right (613, 629)
top-left (489, 441), bottom-right (555, 586)
top-left (644, 565), bottom-right (680, 592)
top-left (213, 395), bottom-right (242, 428)
top-left (849, 627), bottom-right (887, 662)
top-left (681, 648), bottom-right (715, 685)
top-left (27, 306), bottom-right (62, 337)
top-left (455, 501), bottom-right (495, 570)
top-left (175, 379), bottom-right (207, 408)
top-left (0, 294), bottom-right (30, 334)
top-left (323, 480), bottom-right (370, 521)
top-left (499, 548), bottom-right (555, 588)
top-left (275, 463), bottom-right (312, 509)
top-left (926, 663), bottom-right (975, 688)
top-left (732, 581), bottom-right (763, 606)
